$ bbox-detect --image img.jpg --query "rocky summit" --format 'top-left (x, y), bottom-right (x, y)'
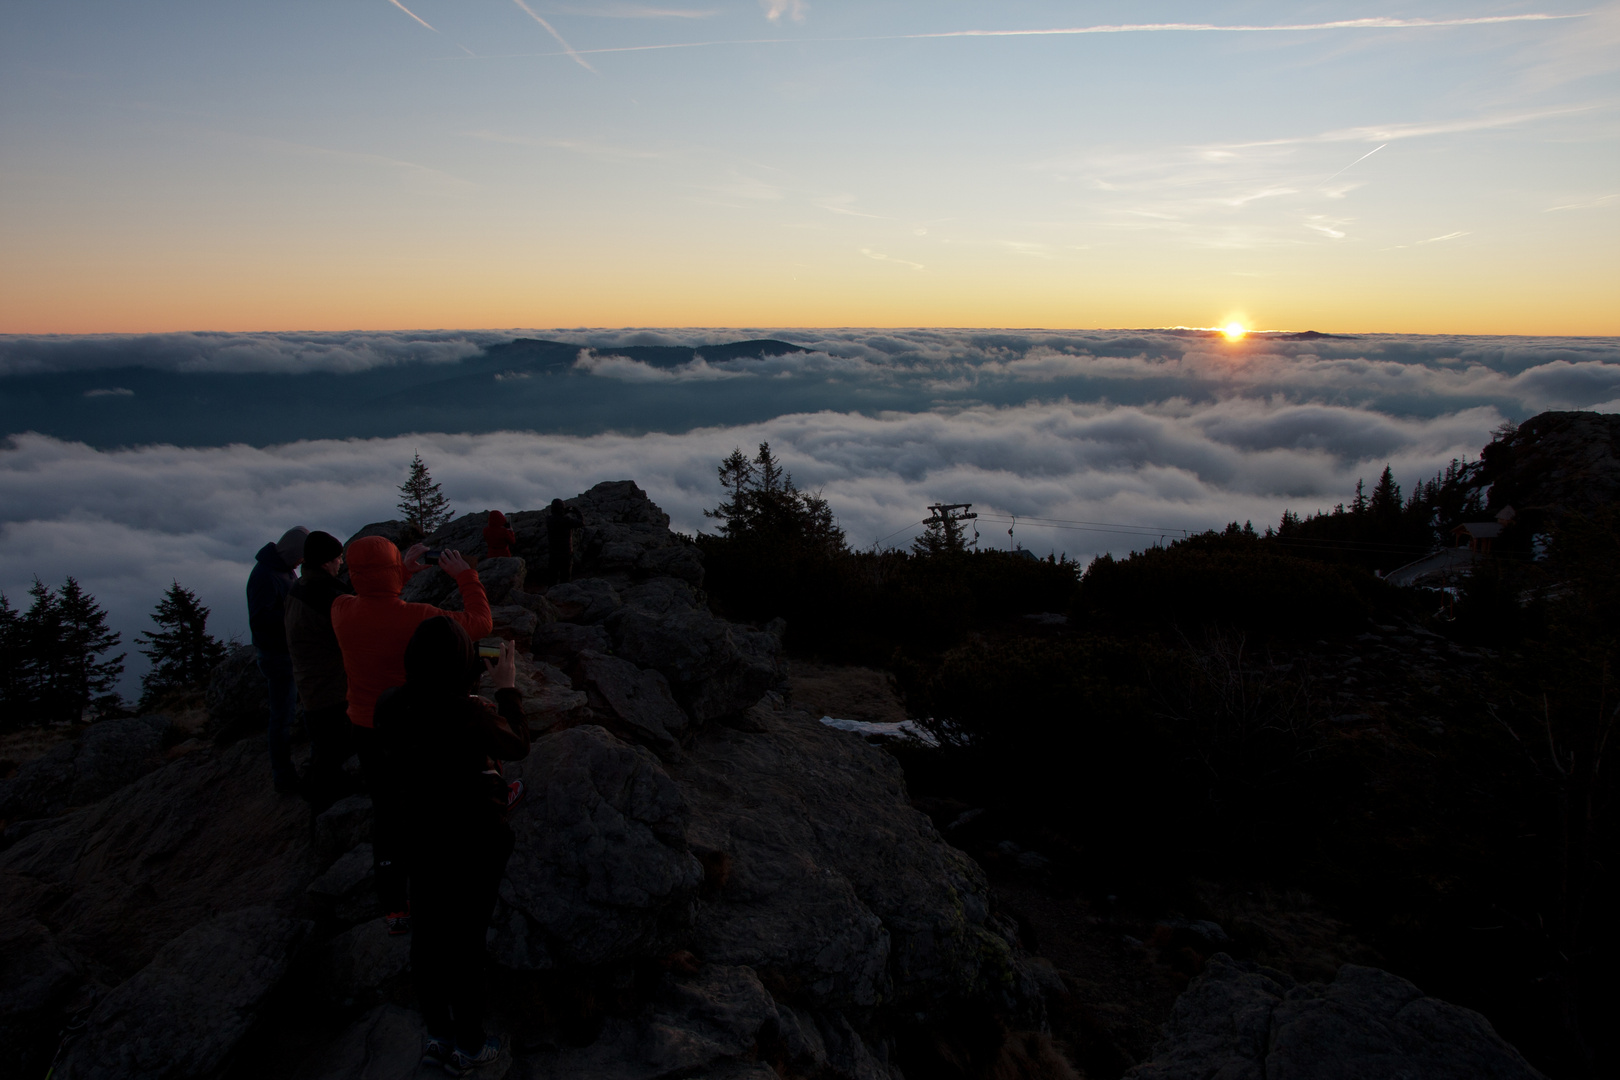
top-left (0, 481), bottom-right (1544, 1079)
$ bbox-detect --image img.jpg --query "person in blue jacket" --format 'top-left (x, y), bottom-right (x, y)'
top-left (247, 526), bottom-right (308, 791)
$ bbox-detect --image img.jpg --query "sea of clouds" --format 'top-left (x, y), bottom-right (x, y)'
top-left (2, 327), bottom-right (1615, 698)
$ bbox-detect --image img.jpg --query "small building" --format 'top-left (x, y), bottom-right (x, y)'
top-left (1452, 506), bottom-right (1515, 553)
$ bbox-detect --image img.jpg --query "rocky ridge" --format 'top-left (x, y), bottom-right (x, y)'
top-left (0, 480), bottom-right (1546, 1079)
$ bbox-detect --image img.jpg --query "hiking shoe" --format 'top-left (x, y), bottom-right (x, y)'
top-left (506, 779), bottom-right (525, 811)
top-left (385, 908), bottom-right (411, 935)
top-left (445, 1037), bottom-right (500, 1075)
top-left (421, 1037), bottom-right (453, 1068)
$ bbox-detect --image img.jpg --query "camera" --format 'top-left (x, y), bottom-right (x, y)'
top-left (477, 643), bottom-right (504, 661)
top-left (421, 549), bottom-right (442, 565)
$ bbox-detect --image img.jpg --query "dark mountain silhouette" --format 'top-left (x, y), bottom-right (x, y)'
top-left (484, 337), bottom-right (809, 371)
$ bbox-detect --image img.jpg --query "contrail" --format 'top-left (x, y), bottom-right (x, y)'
top-left (443, 11), bottom-right (1581, 60)
top-left (1324, 143), bottom-right (1386, 183)
top-left (903, 14), bottom-right (1580, 39)
top-left (384, 0), bottom-right (436, 32)
top-left (510, 0), bottom-right (597, 71)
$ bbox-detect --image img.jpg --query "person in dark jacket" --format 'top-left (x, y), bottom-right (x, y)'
top-left (374, 620), bottom-right (529, 1075)
top-left (545, 499), bottom-right (584, 585)
top-left (481, 510), bottom-right (516, 558)
top-left (247, 526), bottom-right (308, 791)
top-left (284, 530), bottom-right (354, 811)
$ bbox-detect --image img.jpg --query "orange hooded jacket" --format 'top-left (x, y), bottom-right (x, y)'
top-left (331, 536), bottom-right (494, 729)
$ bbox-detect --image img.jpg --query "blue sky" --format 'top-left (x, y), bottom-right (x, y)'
top-left (3, 1), bottom-right (1616, 332)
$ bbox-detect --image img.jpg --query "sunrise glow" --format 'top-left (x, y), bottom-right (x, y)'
top-left (1223, 322), bottom-right (1247, 341)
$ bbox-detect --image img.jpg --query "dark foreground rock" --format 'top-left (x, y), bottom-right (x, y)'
top-left (0, 715), bottom-right (171, 825)
top-left (58, 907), bottom-right (311, 1080)
top-left (1127, 954), bottom-right (1546, 1080)
top-left (0, 479), bottom-right (1549, 1080)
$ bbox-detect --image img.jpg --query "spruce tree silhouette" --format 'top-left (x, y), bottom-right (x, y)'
top-left (136, 582), bottom-right (226, 710)
top-left (398, 451), bottom-right (452, 534)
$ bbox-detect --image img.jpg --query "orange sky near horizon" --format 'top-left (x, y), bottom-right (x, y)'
top-left (4, 2), bottom-right (1617, 341)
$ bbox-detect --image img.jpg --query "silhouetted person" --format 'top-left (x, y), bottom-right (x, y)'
top-left (481, 510), bottom-right (515, 558)
top-left (247, 526), bottom-right (307, 791)
top-left (375, 623), bottom-right (528, 1074)
top-left (332, 538), bottom-right (492, 935)
top-left (546, 499), bottom-right (584, 585)
top-left (284, 530), bottom-right (354, 811)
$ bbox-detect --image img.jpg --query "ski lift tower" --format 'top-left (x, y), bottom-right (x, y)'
top-left (923, 502), bottom-right (978, 550)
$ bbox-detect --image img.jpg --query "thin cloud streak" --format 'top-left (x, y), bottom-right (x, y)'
top-left (384, 0), bottom-right (437, 32)
top-left (442, 12), bottom-right (1581, 61)
top-left (509, 0), bottom-right (598, 71)
top-left (1323, 143), bottom-right (1385, 183)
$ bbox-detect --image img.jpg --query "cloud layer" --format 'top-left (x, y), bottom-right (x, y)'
top-left (2, 326), bottom-right (1614, 697)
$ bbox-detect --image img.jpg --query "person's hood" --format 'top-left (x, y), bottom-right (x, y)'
top-left (255, 542), bottom-right (293, 574)
top-left (487, 510), bottom-right (508, 527)
top-left (403, 615), bottom-right (479, 699)
top-left (346, 535), bottom-right (407, 598)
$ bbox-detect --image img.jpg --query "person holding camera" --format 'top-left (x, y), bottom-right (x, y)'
top-left (332, 537), bottom-right (492, 934)
top-left (375, 625), bottom-right (528, 1075)
top-left (481, 510), bottom-right (516, 559)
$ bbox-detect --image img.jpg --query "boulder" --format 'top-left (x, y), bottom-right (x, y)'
top-left (576, 651), bottom-right (689, 760)
top-left (205, 646), bottom-right (268, 743)
top-left (1126, 954), bottom-right (1547, 1080)
top-left (488, 605), bottom-right (539, 639)
top-left (547, 578), bottom-right (623, 624)
top-left (0, 715), bottom-right (171, 824)
top-left (675, 696), bottom-right (1033, 1017)
top-left (533, 622), bottom-right (612, 661)
top-left (305, 918), bottom-right (410, 1010)
top-left (521, 964), bottom-right (779, 1080)
top-left (607, 606), bottom-right (783, 723)
top-left (343, 519), bottom-right (421, 552)
top-left (437, 555), bottom-right (527, 609)
top-left (491, 726), bottom-right (703, 970)
top-left (314, 795), bottom-right (375, 863)
top-left (620, 576), bottom-right (703, 616)
top-left (57, 906), bottom-right (311, 1080)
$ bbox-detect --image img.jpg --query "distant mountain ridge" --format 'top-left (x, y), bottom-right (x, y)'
top-left (485, 338), bottom-right (810, 370)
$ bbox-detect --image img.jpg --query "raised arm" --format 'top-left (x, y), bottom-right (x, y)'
top-left (436, 549), bottom-right (493, 640)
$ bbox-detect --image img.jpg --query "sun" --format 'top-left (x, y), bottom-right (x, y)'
top-left (1223, 322), bottom-right (1247, 341)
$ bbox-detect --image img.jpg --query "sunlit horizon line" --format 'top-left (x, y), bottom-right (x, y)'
top-left (441, 12), bottom-right (1582, 61)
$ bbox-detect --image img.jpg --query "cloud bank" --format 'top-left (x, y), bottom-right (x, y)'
top-left (1, 396), bottom-right (1509, 697)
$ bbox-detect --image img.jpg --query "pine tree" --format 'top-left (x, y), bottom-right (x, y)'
top-left (0, 592), bottom-right (23, 724)
top-left (57, 578), bottom-right (125, 720)
top-left (705, 447), bottom-right (757, 538)
top-left (20, 579), bottom-right (63, 722)
top-left (136, 582), bottom-right (227, 710)
top-left (1369, 465), bottom-right (1401, 522)
top-left (398, 452), bottom-right (452, 534)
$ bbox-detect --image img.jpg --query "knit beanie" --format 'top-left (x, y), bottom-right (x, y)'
top-left (303, 530), bottom-right (344, 568)
top-left (275, 526), bottom-right (310, 568)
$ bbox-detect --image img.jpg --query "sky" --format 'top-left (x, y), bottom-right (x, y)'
top-left (2, 1), bottom-right (1617, 335)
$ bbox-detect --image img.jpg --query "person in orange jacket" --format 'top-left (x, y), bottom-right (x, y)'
top-left (481, 510), bottom-right (516, 558)
top-left (332, 536), bottom-right (493, 933)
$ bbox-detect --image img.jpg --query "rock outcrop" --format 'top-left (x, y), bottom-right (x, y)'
top-left (0, 479), bottom-right (1542, 1080)
top-left (0, 715), bottom-right (171, 827)
top-left (1127, 954), bottom-right (1546, 1080)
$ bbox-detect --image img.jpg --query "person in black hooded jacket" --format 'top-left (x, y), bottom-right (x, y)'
top-left (374, 618), bottom-right (530, 1075)
top-left (284, 530), bottom-right (355, 811)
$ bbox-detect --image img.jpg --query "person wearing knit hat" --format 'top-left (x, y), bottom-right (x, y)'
top-left (247, 525), bottom-right (309, 791)
top-left (285, 530), bottom-right (353, 810)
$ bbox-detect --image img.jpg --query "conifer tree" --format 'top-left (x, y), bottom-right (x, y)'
top-left (398, 452), bottom-right (452, 534)
top-left (20, 579), bottom-right (63, 720)
top-left (55, 578), bottom-right (124, 721)
top-left (136, 582), bottom-right (226, 709)
top-left (913, 508), bottom-right (968, 556)
top-left (0, 592), bottom-right (23, 721)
